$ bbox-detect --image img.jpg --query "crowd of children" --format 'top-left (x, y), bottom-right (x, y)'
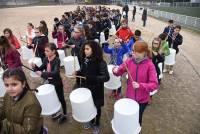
top-left (0, 5), bottom-right (183, 134)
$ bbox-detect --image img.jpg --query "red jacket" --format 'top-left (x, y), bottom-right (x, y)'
top-left (116, 27), bottom-right (134, 42)
top-left (5, 48), bottom-right (22, 69)
top-left (8, 36), bottom-right (21, 49)
top-left (52, 31), bottom-right (68, 49)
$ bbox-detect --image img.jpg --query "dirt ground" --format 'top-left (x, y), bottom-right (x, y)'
top-left (0, 5), bottom-right (200, 134)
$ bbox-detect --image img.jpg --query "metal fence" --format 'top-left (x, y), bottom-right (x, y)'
top-left (148, 9), bottom-right (200, 31)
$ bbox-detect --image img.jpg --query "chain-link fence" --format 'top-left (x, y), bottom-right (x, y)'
top-left (148, 9), bottom-right (200, 31)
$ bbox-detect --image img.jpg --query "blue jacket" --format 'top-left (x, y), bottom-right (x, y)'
top-left (103, 42), bottom-right (129, 65)
top-left (126, 37), bottom-right (143, 54)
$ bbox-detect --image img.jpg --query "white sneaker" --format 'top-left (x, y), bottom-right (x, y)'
top-left (169, 70), bottom-right (173, 75)
top-left (163, 69), bottom-right (168, 73)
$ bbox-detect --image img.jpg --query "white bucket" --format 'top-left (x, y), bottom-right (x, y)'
top-left (0, 70), bottom-right (6, 97)
top-left (57, 50), bottom-right (65, 66)
top-left (28, 57), bottom-right (42, 78)
top-left (69, 88), bottom-right (97, 122)
top-left (104, 65), bottom-right (121, 90)
top-left (35, 84), bottom-right (61, 116)
top-left (158, 63), bottom-right (163, 79)
top-left (164, 48), bottom-right (176, 65)
top-left (53, 38), bottom-right (58, 48)
top-left (111, 98), bottom-right (141, 134)
top-left (63, 56), bottom-right (80, 76)
top-left (100, 32), bottom-right (106, 44)
top-left (109, 24), bottom-right (117, 36)
top-left (21, 46), bottom-right (34, 60)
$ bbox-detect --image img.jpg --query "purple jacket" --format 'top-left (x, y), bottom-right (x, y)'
top-left (113, 57), bottom-right (158, 103)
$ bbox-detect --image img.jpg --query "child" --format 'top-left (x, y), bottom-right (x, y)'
top-left (126, 29), bottom-right (142, 54)
top-left (152, 37), bottom-right (165, 84)
top-left (40, 20), bottom-right (48, 37)
top-left (26, 23), bottom-right (35, 44)
top-left (1, 68), bottom-right (44, 134)
top-left (103, 38), bottom-right (129, 99)
top-left (116, 19), bottom-right (134, 42)
top-left (76, 40), bottom-right (110, 134)
top-left (32, 42), bottom-right (67, 124)
top-left (163, 19), bottom-right (174, 39)
top-left (0, 36), bottom-right (22, 70)
top-left (28, 27), bottom-right (49, 61)
top-left (52, 25), bottom-right (68, 49)
top-left (113, 41), bottom-right (158, 126)
top-left (3, 28), bottom-right (21, 49)
top-left (64, 25), bottom-right (86, 62)
top-left (166, 25), bottom-right (183, 74)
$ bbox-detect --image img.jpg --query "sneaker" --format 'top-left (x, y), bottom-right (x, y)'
top-left (51, 111), bottom-right (61, 120)
top-left (115, 92), bottom-right (122, 100)
top-left (92, 125), bottom-right (100, 134)
top-left (57, 114), bottom-right (67, 124)
top-left (83, 122), bottom-right (93, 129)
top-left (163, 69), bottom-right (168, 73)
top-left (43, 126), bottom-right (48, 134)
top-left (169, 70), bottom-right (173, 75)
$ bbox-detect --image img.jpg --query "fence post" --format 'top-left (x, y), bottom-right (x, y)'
top-left (185, 16), bottom-right (188, 25)
top-left (194, 18), bottom-right (197, 27)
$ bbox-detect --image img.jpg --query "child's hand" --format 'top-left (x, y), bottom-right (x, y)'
top-left (71, 45), bottom-right (75, 48)
top-left (31, 63), bottom-right (36, 68)
top-left (112, 67), bottom-right (118, 74)
top-left (132, 81), bottom-right (140, 89)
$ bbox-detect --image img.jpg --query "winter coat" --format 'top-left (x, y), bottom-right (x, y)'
top-left (116, 27), bottom-right (134, 42)
top-left (0, 90), bottom-right (43, 134)
top-left (29, 35), bottom-right (49, 61)
top-left (0, 48), bottom-right (22, 70)
top-left (113, 57), bottom-right (158, 103)
top-left (167, 33), bottom-right (183, 54)
top-left (77, 58), bottom-right (110, 107)
top-left (103, 42), bottom-right (129, 65)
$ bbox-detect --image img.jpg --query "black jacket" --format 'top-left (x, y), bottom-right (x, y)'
top-left (167, 33), bottom-right (183, 54)
top-left (77, 58), bottom-right (110, 107)
top-left (34, 56), bottom-right (63, 86)
top-left (152, 52), bottom-right (165, 80)
top-left (29, 35), bottom-right (49, 61)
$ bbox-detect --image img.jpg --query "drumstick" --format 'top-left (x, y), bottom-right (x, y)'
top-left (67, 75), bottom-right (86, 79)
top-left (124, 62), bottom-right (134, 82)
top-left (22, 64), bottom-right (34, 72)
top-left (20, 39), bottom-right (29, 44)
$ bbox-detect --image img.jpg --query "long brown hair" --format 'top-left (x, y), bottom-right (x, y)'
top-left (133, 41), bottom-right (152, 58)
top-left (3, 28), bottom-right (14, 38)
top-left (0, 36), bottom-right (12, 54)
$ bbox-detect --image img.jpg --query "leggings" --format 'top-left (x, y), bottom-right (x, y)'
top-left (54, 83), bottom-right (67, 115)
top-left (139, 103), bottom-right (148, 126)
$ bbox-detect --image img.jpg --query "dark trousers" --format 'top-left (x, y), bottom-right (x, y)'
top-left (91, 107), bottom-right (101, 126)
top-left (139, 103), bottom-right (148, 125)
top-left (54, 84), bottom-right (67, 115)
top-left (143, 20), bottom-right (146, 27)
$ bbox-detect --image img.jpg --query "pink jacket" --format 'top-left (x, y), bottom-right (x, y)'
top-left (113, 57), bottom-right (158, 103)
top-left (52, 31), bottom-right (68, 49)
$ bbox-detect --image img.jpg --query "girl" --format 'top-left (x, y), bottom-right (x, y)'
top-left (52, 25), bottom-right (68, 49)
top-left (0, 36), bottom-right (22, 70)
top-left (32, 42), bottom-right (67, 124)
top-left (28, 27), bottom-right (49, 61)
top-left (113, 41), bottom-right (158, 126)
top-left (103, 38), bottom-right (129, 99)
top-left (0, 68), bottom-right (44, 134)
top-left (152, 37), bottom-right (165, 84)
top-left (26, 23), bottom-right (35, 44)
top-left (75, 40), bottom-right (109, 134)
top-left (3, 28), bottom-right (21, 49)
top-left (40, 20), bottom-right (48, 37)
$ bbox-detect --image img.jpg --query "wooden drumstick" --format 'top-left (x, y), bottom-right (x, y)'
top-left (67, 75), bottom-right (86, 79)
top-left (124, 62), bottom-right (134, 82)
